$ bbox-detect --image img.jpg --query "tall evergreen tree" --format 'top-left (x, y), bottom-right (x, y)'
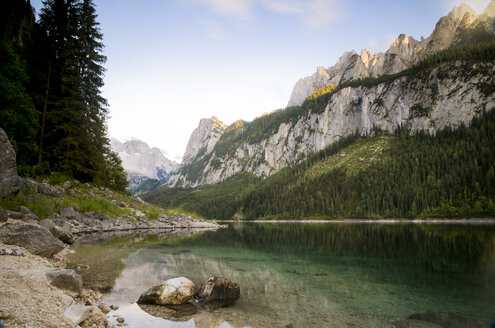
top-left (0, 0), bottom-right (39, 167)
top-left (36, 0), bottom-right (127, 189)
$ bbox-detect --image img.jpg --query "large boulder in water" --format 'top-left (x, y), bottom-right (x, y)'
top-left (0, 221), bottom-right (64, 257)
top-left (0, 128), bottom-right (21, 196)
top-left (195, 277), bottom-right (240, 305)
top-left (138, 277), bottom-right (196, 305)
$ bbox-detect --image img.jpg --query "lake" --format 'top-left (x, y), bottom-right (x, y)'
top-left (68, 222), bottom-right (495, 328)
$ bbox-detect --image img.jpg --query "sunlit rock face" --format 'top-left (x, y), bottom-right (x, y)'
top-left (172, 62), bottom-right (495, 187)
top-left (181, 117), bottom-right (227, 165)
top-left (287, 2), bottom-right (494, 107)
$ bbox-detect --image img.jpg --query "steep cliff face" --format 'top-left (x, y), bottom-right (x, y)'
top-left (287, 2), bottom-right (495, 107)
top-left (172, 61), bottom-right (495, 187)
top-left (181, 117), bottom-right (227, 165)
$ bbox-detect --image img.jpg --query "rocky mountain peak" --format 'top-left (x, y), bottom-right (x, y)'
top-left (484, 0), bottom-right (495, 17)
top-left (110, 138), bottom-right (179, 184)
top-left (447, 2), bottom-right (476, 21)
top-left (181, 117), bottom-right (227, 165)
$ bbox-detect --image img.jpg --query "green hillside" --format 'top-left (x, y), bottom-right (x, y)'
top-left (145, 110), bottom-right (495, 220)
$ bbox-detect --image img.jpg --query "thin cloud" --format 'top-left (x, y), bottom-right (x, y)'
top-left (191, 0), bottom-right (251, 16)
top-left (442, 0), bottom-right (490, 14)
top-left (305, 0), bottom-right (344, 27)
top-left (187, 0), bottom-right (344, 26)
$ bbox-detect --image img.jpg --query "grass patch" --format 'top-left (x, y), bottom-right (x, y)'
top-left (0, 191), bottom-right (56, 219)
top-left (305, 135), bottom-right (393, 180)
top-left (145, 206), bottom-right (162, 220)
top-left (63, 196), bottom-right (129, 217)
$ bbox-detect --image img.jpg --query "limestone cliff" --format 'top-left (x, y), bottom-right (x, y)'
top-left (181, 117), bottom-right (227, 165)
top-left (171, 61), bottom-right (495, 187)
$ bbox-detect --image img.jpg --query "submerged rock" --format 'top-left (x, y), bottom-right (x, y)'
top-left (46, 268), bottom-right (83, 294)
top-left (407, 312), bottom-right (482, 328)
top-left (393, 319), bottom-right (443, 328)
top-left (138, 303), bottom-right (197, 322)
top-left (0, 221), bottom-right (64, 257)
top-left (137, 277), bottom-right (195, 305)
top-left (195, 277), bottom-right (240, 308)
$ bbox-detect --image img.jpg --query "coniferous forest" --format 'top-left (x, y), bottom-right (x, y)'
top-left (145, 110), bottom-right (495, 220)
top-left (0, 0), bottom-right (127, 191)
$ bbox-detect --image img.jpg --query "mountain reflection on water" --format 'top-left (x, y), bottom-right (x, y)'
top-left (69, 223), bottom-right (495, 328)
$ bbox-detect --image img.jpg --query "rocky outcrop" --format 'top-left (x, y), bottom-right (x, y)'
top-left (137, 277), bottom-right (196, 305)
top-left (0, 128), bottom-right (22, 196)
top-left (46, 268), bottom-right (83, 294)
top-left (0, 221), bottom-right (64, 257)
top-left (172, 61), bottom-right (495, 187)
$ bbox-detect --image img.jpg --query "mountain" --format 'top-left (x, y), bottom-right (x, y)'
top-left (287, 2), bottom-right (494, 107)
top-left (110, 138), bottom-right (180, 189)
top-left (168, 1), bottom-right (495, 189)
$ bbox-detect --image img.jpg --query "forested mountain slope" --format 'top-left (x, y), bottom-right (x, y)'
top-left (145, 110), bottom-right (495, 219)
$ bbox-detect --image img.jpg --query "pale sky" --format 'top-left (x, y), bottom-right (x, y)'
top-left (30, 0), bottom-right (491, 162)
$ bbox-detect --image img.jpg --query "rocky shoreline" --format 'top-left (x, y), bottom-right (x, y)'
top-left (0, 216), bottom-right (223, 328)
top-left (0, 127), bottom-right (225, 327)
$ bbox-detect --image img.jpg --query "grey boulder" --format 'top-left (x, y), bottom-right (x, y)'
top-left (50, 226), bottom-right (75, 244)
top-left (0, 128), bottom-right (22, 196)
top-left (195, 277), bottom-right (240, 305)
top-left (0, 221), bottom-right (64, 257)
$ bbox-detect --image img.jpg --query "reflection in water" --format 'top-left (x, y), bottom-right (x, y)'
top-left (69, 223), bottom-right (495, 328)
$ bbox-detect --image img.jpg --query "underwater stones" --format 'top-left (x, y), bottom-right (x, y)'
top-left (394, 312), bottom-right (483, 328)
top-left (137, 277), bottom-right (196, 305)
top-left (407, 312), bottom-right (482, 328)
top-left (138, 303), bottom-right (197, 322)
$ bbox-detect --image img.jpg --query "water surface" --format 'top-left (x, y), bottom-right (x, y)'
top-left (69, 223), bottom-right (495, 328)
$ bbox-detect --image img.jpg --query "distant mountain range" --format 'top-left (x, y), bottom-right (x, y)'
top-left (110, 138), bottom-right (180, 191)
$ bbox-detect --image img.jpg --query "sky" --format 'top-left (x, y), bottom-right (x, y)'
top-left (30, 0), bottom-right (491, 162)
